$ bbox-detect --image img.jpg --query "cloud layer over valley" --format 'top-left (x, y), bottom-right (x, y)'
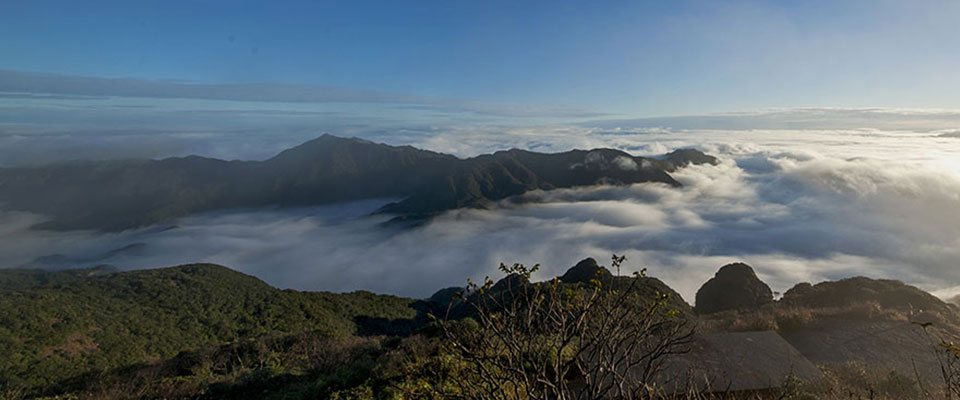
top-left (4, 124), bottom-right (960, 304)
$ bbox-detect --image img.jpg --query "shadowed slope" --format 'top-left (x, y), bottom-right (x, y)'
top-left (0, 135), bottom-right (717, 231)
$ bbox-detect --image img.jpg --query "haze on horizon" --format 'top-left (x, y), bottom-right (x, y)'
top-left (3, 0), bottom-right (960, 304)
top-left (3, 1), bottom-right (960, 114)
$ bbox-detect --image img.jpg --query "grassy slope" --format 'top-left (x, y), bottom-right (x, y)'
top-left (0, 264), bottom-right (420, 395)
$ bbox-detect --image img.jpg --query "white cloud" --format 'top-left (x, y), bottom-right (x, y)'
top-left (3, 119), bottom-right (960, 305)
top-left (612, 156), bottom-right (638, 170)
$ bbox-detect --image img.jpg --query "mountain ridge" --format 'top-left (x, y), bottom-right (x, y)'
top-left (0, 134), bottom-right (718, 231)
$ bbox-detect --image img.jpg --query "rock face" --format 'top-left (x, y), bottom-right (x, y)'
top-left (559, 258), bottom-right (611, 284)
top-left (695, 263), bottom-right (773, 314)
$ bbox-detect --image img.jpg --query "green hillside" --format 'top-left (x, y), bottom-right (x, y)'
top-left (0, 264), bottom-right (421, 396)
top-left (6, 260), bottom-right (956, 399)
top-left (0, 266), bottom-right (116, 291)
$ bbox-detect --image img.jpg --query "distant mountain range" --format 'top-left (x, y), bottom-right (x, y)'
top-left (0, 134), bottom-right (718, 231)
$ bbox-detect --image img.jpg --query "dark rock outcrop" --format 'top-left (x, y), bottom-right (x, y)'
top-left (559, 258), bottom-right (611, 284)
top-left (695, 263), bottom-right (773, 314)
top-left (664, 148), bottom-right (720, 169)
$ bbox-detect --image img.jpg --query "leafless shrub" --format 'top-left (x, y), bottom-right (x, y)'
top-left (434, 255), bottom-right (693, 400)
top-left (916, 323), bottom-right (960, 399)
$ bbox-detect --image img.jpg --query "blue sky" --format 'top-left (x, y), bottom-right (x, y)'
top-left (3, 0), bottom-right (959, 117)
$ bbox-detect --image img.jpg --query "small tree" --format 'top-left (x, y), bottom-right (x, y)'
top-left (434, 255), bottom-right (693, 400)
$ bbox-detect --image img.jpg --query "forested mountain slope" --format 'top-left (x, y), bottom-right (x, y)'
top-left (0, 135), bottom-right (716, 231)
top-left (0, 264), bottom-right (422, 395)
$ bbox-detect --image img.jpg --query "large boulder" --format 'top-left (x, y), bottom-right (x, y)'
top-left (695, 263), bottom-right (773, 314)
top-left (559, 258), bottom-right (611, 284)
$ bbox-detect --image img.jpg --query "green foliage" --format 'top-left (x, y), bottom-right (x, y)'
top-left (0, 266), bottom-right (113, 291)
top-left (0, 257), bottom-right (695, 399)
top-left (14, 255), bottom-right (956, 399)
top-left (0, 264), bottom-right (419, 397)
top-left (14, 330), bottom-right (464, 400)
top-left (433, 255), bottom-right (694, 400)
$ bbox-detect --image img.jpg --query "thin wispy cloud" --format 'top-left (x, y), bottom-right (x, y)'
top-left (582, 108), bottom-right (960, 132)
top-left (0, 70), bottom-right (607, 120)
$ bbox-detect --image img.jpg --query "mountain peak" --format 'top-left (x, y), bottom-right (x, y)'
top-left (664, 148), bottom-right (719, 167)
top-left (695, 262), bottom-right (774, 314)
top-left (559, 258), bottom-right (611, 284)
top-left (0, 136), bottom-right (717, 231)
top-left (281, 134), bottom-right (378, 152)
top-left (318, 133), bottom-right (374, 144)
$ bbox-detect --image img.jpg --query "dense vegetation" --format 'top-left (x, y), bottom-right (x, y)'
top-left (0, 266), bottom-right (116, 291)
top-left (0, 265), bottom-right (422, 397)
top-left (0, 135), bottom-right (717, 231)
top-left (4, 261), bottom-right (960, 399)
top-left (0, 258), bottom-right (700, 400)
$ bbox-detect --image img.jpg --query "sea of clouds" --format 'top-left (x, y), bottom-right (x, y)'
top-left (3, 122), bottom-right (960, 304)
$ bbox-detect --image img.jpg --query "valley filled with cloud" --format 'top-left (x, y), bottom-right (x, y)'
top-left (3, 116), bottom-right (960, 303)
